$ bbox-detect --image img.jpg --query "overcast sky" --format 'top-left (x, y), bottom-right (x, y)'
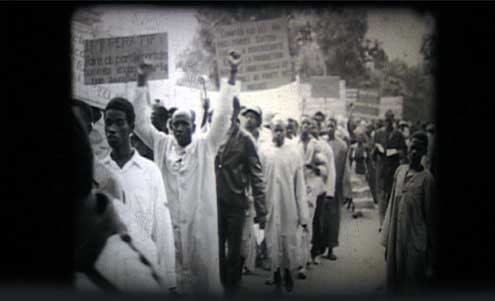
top-left (87, 6), bottom-right (434, 72)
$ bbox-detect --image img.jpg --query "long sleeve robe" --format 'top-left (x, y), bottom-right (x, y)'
top-left (133, 78), bottom-right (239, 295)
top-left (259, 141), bottom-right (309, 272)
top-left (381, 165), bottom-right (435, 293)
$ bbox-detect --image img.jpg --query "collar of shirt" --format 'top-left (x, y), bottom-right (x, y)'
top-left (102, 149), bottom-right (145, 172)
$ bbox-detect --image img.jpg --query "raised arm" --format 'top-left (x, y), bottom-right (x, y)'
top-left (207, 50), bottom-right (242, 151)
top-left (133, 61), bottom-right (167, 149)
top-left (200, 97), bottom-right (210, 130)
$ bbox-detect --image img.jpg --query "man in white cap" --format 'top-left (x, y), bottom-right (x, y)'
top-left (132, 51), bottom-right (242, 295)
top-left (242, 105), bottom-right (271, 146)
top-left (240, 104), bottom-right (272, 273)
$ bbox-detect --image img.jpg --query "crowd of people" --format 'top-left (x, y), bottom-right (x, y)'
top-left (73, 51), bottom-right (437, 296)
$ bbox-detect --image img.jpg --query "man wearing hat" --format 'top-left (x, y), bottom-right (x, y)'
top-left (242, 105), bottom-right (272, 146)
top-left (132, 51), bottom-right (242, 295)
top-left (215, 96), bottom-right (267, 294)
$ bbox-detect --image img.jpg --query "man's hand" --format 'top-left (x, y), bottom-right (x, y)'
top-left (137, 58), bottom-right (153, 87)
top-left (228, 49), bottom-right (242, 72)
top-left (254, 215), bottom-right (266, 230)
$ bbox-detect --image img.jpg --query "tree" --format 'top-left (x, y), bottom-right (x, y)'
top-left (365, 58), bottom-right (435, 123)
top-left (176, 6), bottom-right (384, 89)
top-left (176, 7), bottom-right (290, 89)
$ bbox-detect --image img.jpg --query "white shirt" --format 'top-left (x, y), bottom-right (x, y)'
top-left (102, 150), bottom-right (176, 290)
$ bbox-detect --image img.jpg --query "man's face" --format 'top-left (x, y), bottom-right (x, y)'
top-left (385, 113), bottom-right (394, 128)
top-left (272, 123), bottom-right (286, 147)
top-left (105, 109), bottom-right (132, 149)
top-left (408, 138), bottom-right (426, 165)
top-left (301, 118), bottom-right (312, 135)
top-left (314, 114), bottom-right (324, 123)
top-left (171, 117), bottom-right (194, 147)
top-left (243, 111), bottom-right (259, 131)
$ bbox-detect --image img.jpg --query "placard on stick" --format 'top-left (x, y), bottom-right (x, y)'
top-left (214, 18), bottom-right (292, 91)
top-left (72, 21), bottom-right (117, 109)
top-left (351, 89), bottom-right (381, 119)
top-left (84, 33), bottom-right (168, 85)
top-left (310, 76), bottom-right (341, 98)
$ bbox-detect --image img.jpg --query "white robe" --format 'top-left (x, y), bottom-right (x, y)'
top-left (133, 79), bottom-right (239, 295)
top-left (317, 138), bottom-right (337, 197)
top-left (259, 141), bottom-right (309, 272)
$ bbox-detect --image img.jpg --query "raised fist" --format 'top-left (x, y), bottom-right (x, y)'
top-left (137, 58), bottom-right (153, 76)
top-left (201, 97), bottom-right (210, 110)
top-left (228, 49), bottom-right (242, 71)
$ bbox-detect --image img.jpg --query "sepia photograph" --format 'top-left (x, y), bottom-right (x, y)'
top-left (70, 4), bottom-right (437, 296)
top-left (11, 2), bottom-right (494, 300)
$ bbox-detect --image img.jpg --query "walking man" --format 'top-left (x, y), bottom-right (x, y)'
top-left (215, 96), bottom-right (267, 294)
top-left (132, 51), bottom-right (242, 294)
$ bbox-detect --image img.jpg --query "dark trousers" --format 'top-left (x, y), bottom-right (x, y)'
top-left (311, 194), bottom-right (327, 258)
top-left (324, 196), bottom-right (340, 248)
top-left (218, 207), bottom-right (246, 289)
top-left (366, 158), bottom-right (378, 204)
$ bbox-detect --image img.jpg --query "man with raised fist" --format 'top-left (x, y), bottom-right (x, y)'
top-left (132, 50), bottom-right (242, 295)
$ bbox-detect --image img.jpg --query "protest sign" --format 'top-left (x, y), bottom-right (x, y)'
top-left (84, 32), bottom-right (168, 85)
top-left (380, 96), bottom-right (403, 119)
top-left (345, 88), bottom-right (358, 101)
top-left (72, 21), bottom-right (119, 109)
top-left (310, 76), bottom-right (341, 98)
top-left (214, 18), bottom-right (292, 91)
top-left (350, 89), bottom-right (381, 120)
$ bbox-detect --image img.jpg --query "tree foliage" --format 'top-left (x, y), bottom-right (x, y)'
top-left (365, 58), bottom-right (435, 122)
top-left (175, 6), bottom-right (434, 122)
top-left (176, 6), bottom-right (385, 88)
